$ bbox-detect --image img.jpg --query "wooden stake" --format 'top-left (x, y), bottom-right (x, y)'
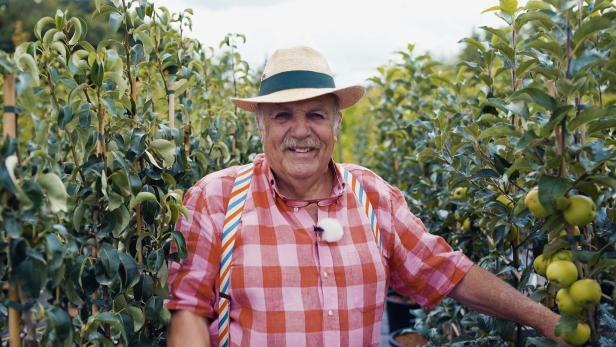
top-left (167, 81), bottom-right (175, 128)
top-left (3, 74), bottom-right (16, 139)
top-left (96, 107), bottom-right (106, 158)
top-left (8, 284), bottom-right (21, 347)
top-left (131, 77), bottom-right (138, 127)
top-left (4, 74), bottom-right (21, 346)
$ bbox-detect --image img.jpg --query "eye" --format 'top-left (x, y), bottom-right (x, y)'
top-left (308, 112), bottom-right (326, 120)
top-left (273, 112), bottom-right (291, 121)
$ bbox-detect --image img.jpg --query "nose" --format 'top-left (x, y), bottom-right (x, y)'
top-left (289, 114), bottom-right (311, 138)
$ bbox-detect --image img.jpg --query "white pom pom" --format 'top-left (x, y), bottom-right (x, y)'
top-left (318, 218), bottom-right (343, 242)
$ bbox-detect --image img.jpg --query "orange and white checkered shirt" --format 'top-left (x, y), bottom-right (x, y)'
top-left (165, 154), bottom-right (474, 346)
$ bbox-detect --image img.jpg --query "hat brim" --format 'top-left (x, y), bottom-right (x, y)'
top-left (231, 85), bottom-right (365, 112)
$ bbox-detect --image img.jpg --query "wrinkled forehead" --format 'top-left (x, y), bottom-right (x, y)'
top-left (257, 94), bottom-right (340, 114)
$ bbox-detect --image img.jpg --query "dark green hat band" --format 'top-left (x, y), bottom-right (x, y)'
top-left (259, 70), bottom-right (335, 96)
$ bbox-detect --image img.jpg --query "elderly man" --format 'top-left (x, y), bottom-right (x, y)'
top-left (165, 46), bottom-right (564, 346)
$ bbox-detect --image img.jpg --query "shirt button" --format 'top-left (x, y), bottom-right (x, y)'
top-left (327, 310), bottom-right (333, 316)
top-left (323, 272), bottom-right (328, 278)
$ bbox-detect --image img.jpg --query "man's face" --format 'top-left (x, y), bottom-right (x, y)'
top-left (258, 94), bottom-right (340, 185)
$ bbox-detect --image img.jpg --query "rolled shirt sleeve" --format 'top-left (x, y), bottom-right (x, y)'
top-left (387, 191), bottom-right (474, 308)
top-left (165, 174), bottom-right (231, 318)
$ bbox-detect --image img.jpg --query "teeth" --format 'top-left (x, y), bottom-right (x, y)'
top-left (292, 148), bottom-right (310, 153)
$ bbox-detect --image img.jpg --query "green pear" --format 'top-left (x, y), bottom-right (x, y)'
top-left (452, 187), bottom-right (468, 199)
top-left (533, 254), bottom-right (548, 277)
top-left (550, 250), bottom-right (573, 263)
top-left (563, 195), bottom-right (596, 226)
top-left (524, 187), bottom-right (549, 218)
top-left (563, 323), bottom-right (591, 346)
top-left (569, 279), bottom-right (602, 308)
top-left (556, 288), bottom-right (583, 315)
top-left (546, 260), bottom-right (578, 288)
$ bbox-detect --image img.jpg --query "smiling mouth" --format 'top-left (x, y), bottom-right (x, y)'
top-left (287, 147), bottom-right (317, 153)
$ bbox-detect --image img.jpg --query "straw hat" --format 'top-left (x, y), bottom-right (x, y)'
top-left (231, 46), bottom-right (365, 112)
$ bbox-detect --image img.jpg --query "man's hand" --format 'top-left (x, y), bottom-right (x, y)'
top-left (449, 265), bottom-right (567, 346)
top-left (167, 310), bottom-right (211, 347)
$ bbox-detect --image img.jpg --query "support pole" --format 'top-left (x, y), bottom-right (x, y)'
top-left (4, 74), bottom-right (21, 346)
top-left (3, 74), bottom-right (17, 138)
top-left (167, 81), bottom-right (175, 128)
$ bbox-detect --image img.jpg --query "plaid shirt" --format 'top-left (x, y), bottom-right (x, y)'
top-left (166, 154), bottom-right (474, 346)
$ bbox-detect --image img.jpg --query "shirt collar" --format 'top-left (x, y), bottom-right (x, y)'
top-left (259, 154), bottom-right (346, 202)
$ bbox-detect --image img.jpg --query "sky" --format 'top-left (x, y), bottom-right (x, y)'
top-left (155, 0), bottom-right (507, 87)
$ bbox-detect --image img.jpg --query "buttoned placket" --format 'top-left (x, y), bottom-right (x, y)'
top-left (315, 205), bottom-right (340, 331)
top-left (266, 164), bottom-right (344, 330)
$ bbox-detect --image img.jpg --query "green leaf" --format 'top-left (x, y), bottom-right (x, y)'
top-left (129, 191), bottom-right (158, 209)
top-left (171, 230), bottom-right (188, 260)
top-left (118, 251), bottom-right (138, 289)
top-left (47, 307), bottom-right (72, 342)
top-left (95, 244), bottom-right (120, 286)
top-left (481, 5), bottom-right (501, 14)
top-left (500, 0), bottom-right (518, 15)
top-left (134, 30), bottom-right (154, 56)
top-left (111, 205), bottom-right (130, 237)
top-left (90, 311), bottom-right (126, 342)
top-left (68, 17), bottom-right (83, 46)
top-left (479, 125), bottom-right (521, 139)
top-left (480, 26), bottom-right (510, 44)
top-left (90, 60), bottom-right (104, 87)
top-left (149, 139), bottom-right (176, 168)
top-left (37, 173), bottom-right (69, 213)
top-left (16, 257), bottom-right (47, 298)
top-left (109, 12), bottom-right (123, 33)
top-left (586, 117), bottom-right (616, 134)
top-left (505, 101), bottom-right (529, 119)
top-left (515, 12), bottom-right (555, 31)
top-left (513, 87), bottom-right (557, 111)
top-left (14, 51), bottom-right (40, 86)
top-left (538, 176), bottom-right (571, 214)
top-left (58, 105), bottom-right (73, 129)
top-left (542, 238), bottom-right (569, 260)
top-left (540, 105), bottom-right (573, 137)
top-left (417, 148), bottom-right (439, 161)
top-left (568, 107), bottom-right (604, 132)
top-left (108, 170), bottom-right (132, 197)
top-left (126, 306), bottom-right (145, 332)
top-left (1, 155), bottom-right (19, 194)
top-left (45, 234), bottom-right (64, 271)
top-left (473, 168), bottom-right (499, 179)
top-left (555, 314), bottom-right (578, 337)
top-left (458, 38), bottom-right (486, 53)
top-left (582, 175), bottom-right (616, 190)
top-left (35, 17), bottom-right (55, 40)
top-left (573, 16), bottom-right (611, 49)
top-left (573, 251), bottom-right (600, 264)
top-left (525, 0), bottom-right (552, 10)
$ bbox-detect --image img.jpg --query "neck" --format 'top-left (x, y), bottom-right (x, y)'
top-left (273, 165), bottom-right (334, 200)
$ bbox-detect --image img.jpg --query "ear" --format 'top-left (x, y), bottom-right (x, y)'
top-left (333, 112), bottom-right (342, 141)
top-left (256, 107), bottom-right (266, 139)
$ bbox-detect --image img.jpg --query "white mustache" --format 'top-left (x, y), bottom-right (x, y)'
top-left (282, 136), bottom-right (321, 150)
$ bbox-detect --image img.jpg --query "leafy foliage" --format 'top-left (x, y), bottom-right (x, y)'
top-left (365, 0), bottom-right (616, 345)
top-left (0, 1), bottom-right (260, 345)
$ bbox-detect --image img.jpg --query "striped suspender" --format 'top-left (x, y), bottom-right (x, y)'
top-left (217, 163), bottom-right (254, 347)
top-left (216, 164), bottom-right (381, 346)
top-left (340, 166), bottom-right (383, 252)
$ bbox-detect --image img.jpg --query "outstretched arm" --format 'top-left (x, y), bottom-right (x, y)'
top-left (167, 310), bottom-right (211, 347)
top-left (448, 264), bottom-right (566, 346)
